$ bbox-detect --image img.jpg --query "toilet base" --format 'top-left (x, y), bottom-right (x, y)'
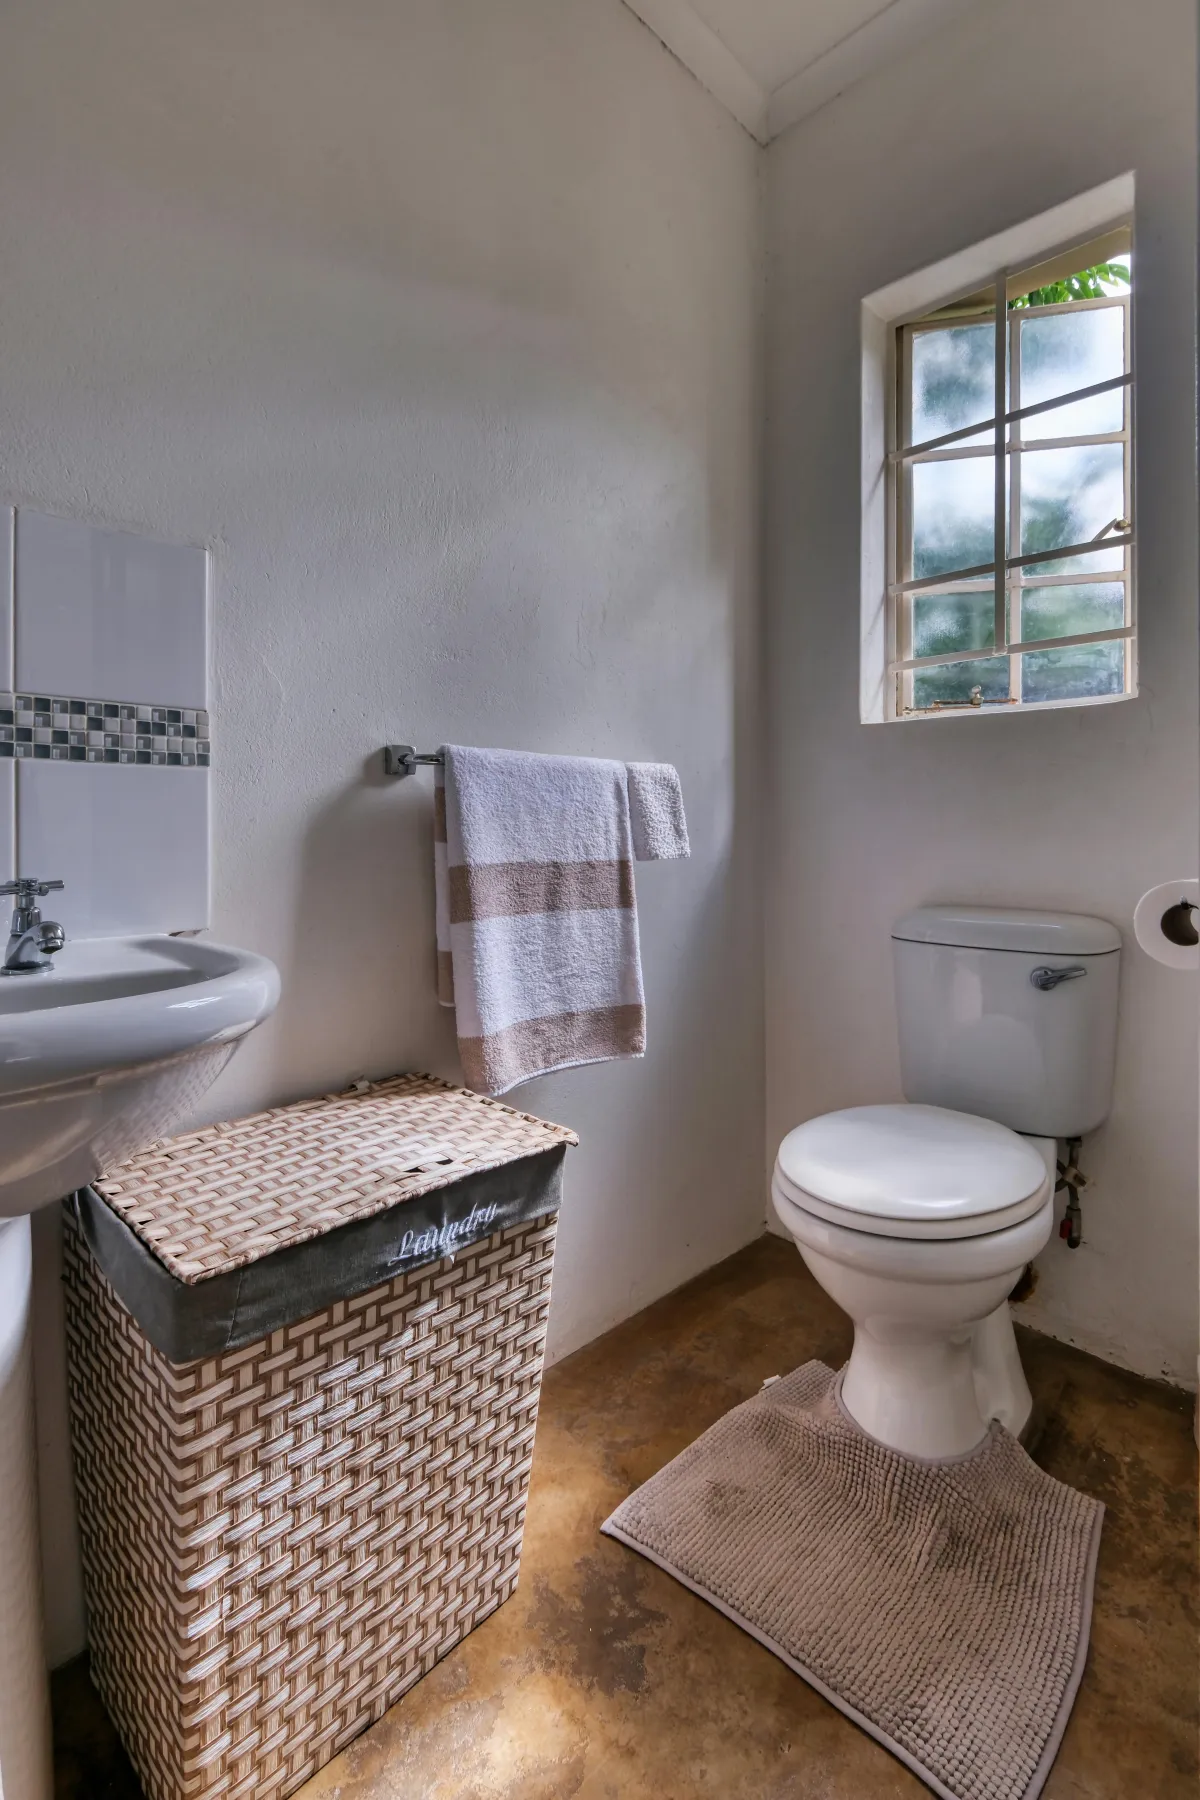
top-left (972, 1301), bottom-right (1034, 1438)
top-left (839, 1301), bottom-right (1032, 1459)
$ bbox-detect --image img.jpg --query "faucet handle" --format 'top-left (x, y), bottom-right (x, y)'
top-left (0, 878), bottom-right (64, 899)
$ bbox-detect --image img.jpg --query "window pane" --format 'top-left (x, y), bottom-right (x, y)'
top-left (912, 455), bottom-right (999, 579)
top-left (913, 591), bottom-right (995, 658)
top-left (911, 323), bottom-right (995, 447)
top-left (1019, 305), bottom-right (1125, 438)
top-left (1019, 442), bottom-right (1125, 573)
top-left (913, 654), bottom-right (1009, 710)
top-left (1019, 582), bottom-right (1125, 643)
top-left (1021, 641), bottom-right (1124, 703)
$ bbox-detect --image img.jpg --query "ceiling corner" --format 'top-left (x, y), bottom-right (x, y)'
top-left (621, 0), bottom-right (770, 144)
top-left (768, 0), bottom-right (985, 141)
top-left (623, 0), bottom-right (991, 147)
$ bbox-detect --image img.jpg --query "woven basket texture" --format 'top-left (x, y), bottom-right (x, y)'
top-left (64, 1205), bottom-right (558, 1800)
top-left (93, 1072), bottom-right (578, 1282)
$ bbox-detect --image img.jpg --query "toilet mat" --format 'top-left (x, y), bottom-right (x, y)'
top-left (603, 1360), bottom-right (1103, 1800)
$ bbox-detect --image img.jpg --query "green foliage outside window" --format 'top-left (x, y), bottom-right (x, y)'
top-left (1009, 263), bottom-right (1130, 308)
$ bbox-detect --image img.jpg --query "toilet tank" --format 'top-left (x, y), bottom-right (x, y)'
top-left (892, 906), bottom-right (1121, 1139)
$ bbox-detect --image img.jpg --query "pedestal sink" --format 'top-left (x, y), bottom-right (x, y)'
top-left (0, 934), bottom-right (280, 1800)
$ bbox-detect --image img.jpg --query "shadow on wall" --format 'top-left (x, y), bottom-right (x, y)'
top-left (276, 756), bottom-right (459, 1095)
top-left (31, 1205), bottom-right (86, 1667)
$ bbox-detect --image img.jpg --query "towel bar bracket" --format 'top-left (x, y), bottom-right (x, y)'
top-left (383, 745), bottom-right (444, 778)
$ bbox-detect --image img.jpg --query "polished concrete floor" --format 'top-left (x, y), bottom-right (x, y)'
top-left (54, 1234), bottom-right (1197, 1799)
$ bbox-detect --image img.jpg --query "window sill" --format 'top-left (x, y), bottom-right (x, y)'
top-left (886, 689), bottom-right (1136, 724)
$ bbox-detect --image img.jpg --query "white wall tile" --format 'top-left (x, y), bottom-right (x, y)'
top-left (0, 508), bottom-right (13, 692)
top-left (0, 511), bottom-right (13, 881)
top-left (16, 763), bottom-right (209, 937)
top-left (15, 511), bottom-right (207, 706)
top-left (0, 762), bottom-right (13, 887)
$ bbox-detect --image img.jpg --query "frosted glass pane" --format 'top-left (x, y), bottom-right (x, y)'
top-left (911, 324), bottom-right (994, 448)
top-left (1020, 306), bottom-right (1125, 438)
top-left (913, 655), bottom-right (1009, 710)
top-left (913, 591), bottom-right (996, 658)
top-left (1022, 545), bottom-right (1125, 577)
top-left (912, 455), bottom-right (999, 580)
top-left (1019, 583), bottom-right (1124, 643)
top-left (1020, 443), bottom-right (1125, 573)
top-left (1022, 641), bottom-right (1124, 704)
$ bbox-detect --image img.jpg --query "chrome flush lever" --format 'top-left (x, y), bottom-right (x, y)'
top-left (1030, 964), bottom-right (1087, 991)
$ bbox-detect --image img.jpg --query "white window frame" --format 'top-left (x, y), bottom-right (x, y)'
top-left (859, 174), bottom-right (1137, 725)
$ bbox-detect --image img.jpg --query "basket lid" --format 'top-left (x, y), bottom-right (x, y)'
top-left (94, 1073), bottom-right (577, 1284)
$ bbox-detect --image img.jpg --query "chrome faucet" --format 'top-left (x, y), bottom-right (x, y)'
top-left (0, 879), bottom-right (66, 975)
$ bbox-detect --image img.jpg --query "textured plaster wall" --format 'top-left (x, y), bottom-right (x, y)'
top-left (764, 0), bottom-right (1198, 1386)
top-left (0, 0), bottom-right (764, 1664)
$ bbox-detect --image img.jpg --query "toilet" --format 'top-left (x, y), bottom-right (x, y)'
top-left (772, 905), bottom-right (1121, 1460)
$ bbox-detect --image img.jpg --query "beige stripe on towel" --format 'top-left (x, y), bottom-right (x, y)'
top-left (459, 1004), bottom-right (645, 1096)
top-left (449, 859), bottom-right (634, 924)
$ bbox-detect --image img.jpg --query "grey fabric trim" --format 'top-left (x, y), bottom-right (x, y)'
top-left (70, 1144), bottom-right (565, 1363)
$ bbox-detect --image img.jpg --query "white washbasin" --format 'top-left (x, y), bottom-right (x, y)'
top-left (0, 934), bottom-right (280, 1216)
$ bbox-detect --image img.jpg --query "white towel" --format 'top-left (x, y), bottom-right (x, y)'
top-left (433, 746), bottom-right (688, 1095)
top-left (626, 762), bottom-right (690, 861)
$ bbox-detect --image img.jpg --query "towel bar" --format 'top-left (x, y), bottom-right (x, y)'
top-left (383, 745), bottom-right (444, 777)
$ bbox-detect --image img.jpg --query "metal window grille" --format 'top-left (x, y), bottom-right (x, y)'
top-left (887, 241), bottom-right (1134, 718)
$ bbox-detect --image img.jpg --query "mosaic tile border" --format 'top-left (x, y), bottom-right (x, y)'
top-left (0, 693), bottom-right (211, 766)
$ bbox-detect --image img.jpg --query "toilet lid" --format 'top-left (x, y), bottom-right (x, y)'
top-left (774, 1104), bottom-right (1051, 1238)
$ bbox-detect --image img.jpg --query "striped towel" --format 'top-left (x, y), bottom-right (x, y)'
top-left (434, 746), bottom-right (688, 1096)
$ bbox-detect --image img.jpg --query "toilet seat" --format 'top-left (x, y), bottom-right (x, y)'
top-left (774, 1103), bottom-right (1052, 1241)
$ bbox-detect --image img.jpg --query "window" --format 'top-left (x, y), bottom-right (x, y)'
top-left (887, 230), bottom-right (1133, 717)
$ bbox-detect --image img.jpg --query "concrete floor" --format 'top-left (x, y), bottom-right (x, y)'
top-left (54, 1234), bottom-right (1197, 1799)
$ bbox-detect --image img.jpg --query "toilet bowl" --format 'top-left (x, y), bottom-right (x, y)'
top-left (772, 1104), bottom-right (1055, 1458)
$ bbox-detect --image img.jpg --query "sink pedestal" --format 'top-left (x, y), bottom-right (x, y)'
top-left (0, 1215), bottom-right (53, 1800)
top-left (0, 930), bottom-right (281, 1800)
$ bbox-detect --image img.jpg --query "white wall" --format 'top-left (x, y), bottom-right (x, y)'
top-left (764, 0), bottom-right (1197, 1381)
top-left (0, 0), bottom-right (764, 1664)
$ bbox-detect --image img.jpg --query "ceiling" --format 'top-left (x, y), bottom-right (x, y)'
top-left (623, 0), bottom-right (977, 142)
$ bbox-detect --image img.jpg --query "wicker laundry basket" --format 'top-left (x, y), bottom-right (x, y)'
top-left (63, 1074), bottom-right (575, 1800)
